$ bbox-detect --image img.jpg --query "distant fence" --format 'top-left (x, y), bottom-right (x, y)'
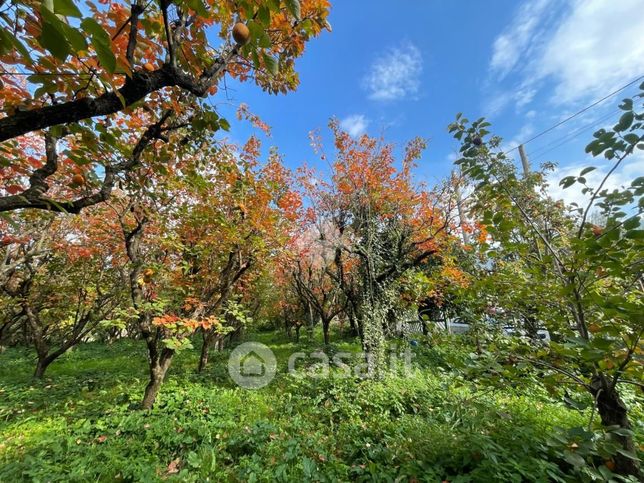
top-left (399, 320), bottom-right (425, 338)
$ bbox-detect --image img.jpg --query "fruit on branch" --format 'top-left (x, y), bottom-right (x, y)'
top-left (588, 323), bottom-right (601, 334)
top-left (71, 174), bottom-right (85, 187)
top-left (232, 22), bottom-right (250, 45)
top-left (143, 268), bottom-right (154, 282)
top-left (472, 137), bottom-right (482, 146)
top-left (591, 225), bottom-right (603, 237)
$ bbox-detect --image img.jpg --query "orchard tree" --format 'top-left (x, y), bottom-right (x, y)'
top-left (94, 131), bottom-right (298, 406)
top-left (449, 87), bottom-right (643, 477)
top-left (301, 121), bottom-right (460, 371)
top-left (272, 257), bottom-right (311, 340)
top-left (289, 222), bottom-right (346, 345)
top-left (0, 0), bottom-right (330, 212)
top-left (1, 211), bottom-right (125, 377)
top-left (105, 193), bottom-right (221, 409)
top-left (168, 137), bottom-right (300, 371)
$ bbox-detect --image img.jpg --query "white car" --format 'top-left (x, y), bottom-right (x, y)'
top-left (502, 325), bottom-right (550, 342)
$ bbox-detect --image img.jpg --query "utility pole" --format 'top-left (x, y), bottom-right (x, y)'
top-left (454, 171), bottom-right (470, 244)
top-left (518, 144), bottom-right (530, 178)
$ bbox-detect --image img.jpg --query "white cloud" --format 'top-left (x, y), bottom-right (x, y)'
top-left (487, 0), bottom-right (644, 111)
top-left (547, 151), bottom-right (644, 208)
top-left (340, 114), bottom-right (369, 137)
top-left (490, 0), bottom-right (555, 79)
top-left (483, 82), bottom-right (538, 116)
top-left (363, 42), bottom-right (423, 101)
top-left (538, 0), bottom-right (644, 103)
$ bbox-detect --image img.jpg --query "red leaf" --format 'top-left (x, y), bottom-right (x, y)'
top-left (5, 184), bottom-right (23, 195)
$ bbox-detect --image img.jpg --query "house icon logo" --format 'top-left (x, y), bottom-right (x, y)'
top-left (228, 342), bottom-right (276, 389)
top-left (240, 351), bottom-right (266, 377)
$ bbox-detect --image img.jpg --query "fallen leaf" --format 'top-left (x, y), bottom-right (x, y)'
top-left (167, 458), bottom-right (180, 474)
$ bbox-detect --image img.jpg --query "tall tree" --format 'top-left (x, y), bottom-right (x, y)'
top-left (167, 137), bottom-right (299, 371)
top-left (449, 88), bottom-right (643, 477)
top-left (300, 121), bottom-right (459, 371)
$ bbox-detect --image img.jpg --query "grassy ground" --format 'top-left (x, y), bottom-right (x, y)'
top-left (0, 330), bottom-right (637, 482)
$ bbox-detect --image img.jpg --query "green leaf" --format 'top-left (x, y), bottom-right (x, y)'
top-left (585, 139), bottom-right (602, 156)
top-left (92, 42), bottom-right (115, 71)
top-left (0, 30), bottom-right (33, 63)
top-left (580, 166), bottom-right (595, 176)
top-left (619, 98), bottom-right (633, 111)
top-left (560, 176), bottom-right (576, 189)
top-left (623, 216), bottom-right (640, 230)
top-left (81, 18), bottom-right (116, 73)
top-left (615, 448), bottom-right (639, 461)
top-left (38, 9), bottom-right (71, 61)
top-left (81, 18), bottom-right (106, 38)
top-left (186, 0), bottom-right (208, 16)
top-left (0, 29), bottom-right (14, 56)
top-left (251, 50), bottom-right (261, 69)
top-left (267, 0), bottom-right (281, 12)
top-left (625, 229), bottom-right (644, 240)
top-left (53, 0), bottom-right (82, 17)
top-left (623, 133), bottom-right (640, 145)
top-left (219, 118), bottom-right (230, 131)
top-left (614, 111), bottom-right (634, 132)
top-left (60, 22), bottom-right (88, 53)
top-left (563, 451), bottom-right (586, 467)
top-left (248, 21), bottom-right (271, 48)
top-left (257, 5), bottom-right (271, 26)
top-left (285, 0), bottom-right (301, 20)
top-left (263, 52), bottom-right (278, 75)
top-left (609, 427), bottom-right (634, 437)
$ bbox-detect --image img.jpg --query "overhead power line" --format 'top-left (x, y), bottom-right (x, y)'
top-left (504, 74), bottom-right (643, 155)
top-left (528, 108), bottom-right (622, 161)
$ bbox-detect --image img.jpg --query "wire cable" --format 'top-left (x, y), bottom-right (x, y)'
top-left (503, 74), bottom-right (643, 155)
top-left (528, 108), bottom-right (622, 161)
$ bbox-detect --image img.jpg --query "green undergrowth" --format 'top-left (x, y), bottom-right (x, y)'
top-left (0, 332), bottom-right (640, 482)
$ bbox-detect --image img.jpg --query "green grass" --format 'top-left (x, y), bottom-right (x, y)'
top-left (0, 332), bottom-right (638, 482)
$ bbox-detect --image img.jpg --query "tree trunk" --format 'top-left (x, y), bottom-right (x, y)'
top-left (142, 354), bottom-right (173, 410)
top-left (32, 344), bottom-right (70, 379)
top-left (348, 314), bottom-right (358, 337)
top-left (197, 332), bottom-right (221, 372)
top-left (590, 374), bottom-right (640, 477)
top-left (142, 369), bottom-right (164, 410)
top-left (323, 320), bottom-right (330, 345)
top-left (33, 355), bottom-right (52, 379)
top-left (197, 332), bottom-right (213, 373)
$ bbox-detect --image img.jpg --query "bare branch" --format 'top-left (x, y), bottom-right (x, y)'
top-left (126, 0), bottom-right (146, 65)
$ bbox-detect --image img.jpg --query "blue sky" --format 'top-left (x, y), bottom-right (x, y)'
top-left (216, 0), bottom-right (644, 204)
